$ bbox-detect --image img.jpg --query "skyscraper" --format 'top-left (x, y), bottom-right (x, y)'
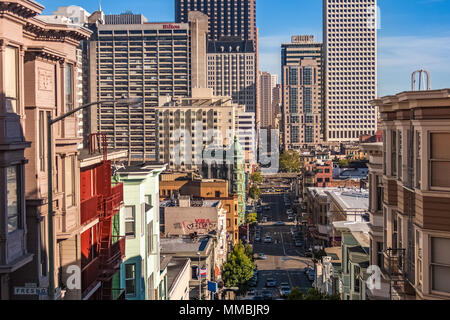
top-left (259, 71), bottom-right (276, 129)
top-left (175, 0), bottom-right (257, 43)
top-left (281, 35), bottom-right (324, 151)
top-left (87, 10), bottom-right (208, 162)
top-left (323, 0), bottom-right (377, 142)
top-left (207, 39), bottom-right (256, 113)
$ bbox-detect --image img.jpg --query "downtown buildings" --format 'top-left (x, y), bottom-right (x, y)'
top-left (323, 0), bottom-right (378, 142)
top-left (86, 10), bottom-right (208, 163)
top-left (281, 35), bottom-right (324, 150)
top-left (176, 0), bottom-right (259, 130)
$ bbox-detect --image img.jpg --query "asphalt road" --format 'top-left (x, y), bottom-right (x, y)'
top-left (248, 193), bottom-right (313, 300)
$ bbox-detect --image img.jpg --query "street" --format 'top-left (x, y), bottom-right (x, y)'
top-left (249, 193), bottom-right (314, 299)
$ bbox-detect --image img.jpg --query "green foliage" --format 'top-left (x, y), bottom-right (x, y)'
top-left (244, 243), bottom-right (254, 260)
top-left (250, 171), bottom-right (263, 184)
top-left (222, 242), bottom-right (256, 289)
top-left (279, 150), bottom-right (302, 173)
top-left (286, 288), bottom-right (341, 300)
top-left (246, 213), bottom-right (258, 225)
top-left (248, 185), bottom-right (262, 200)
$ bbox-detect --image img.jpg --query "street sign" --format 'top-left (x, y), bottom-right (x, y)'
top-left (200, 267), bottom-right (207, 278)
top-left (208, 281), bottom-right (218, 293)
top-left (14, 287), bottom-right (48, 296)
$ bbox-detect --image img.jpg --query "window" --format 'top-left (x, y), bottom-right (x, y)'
top-left (416, 231), bottom-right (423, 289)
top-left (40, 217), bottom-right (48, 277)
top-left (125, 264), bottom-right (136, 296)
top-left (354, 265), bottom-right (360, 293)
top-left (430, 237), bottom-right (450, 293)
top-left (303, 67), bottom-right (312, 85)
top-left (7, 166), bottom-right (20, 233)
top-left (65, 155), bottom-right (76, 207)
top-left (376, 175), bottom-right (383, 211)
top-left (39, 111), bottom-right (45, 172)
top-left (147, 222), bottom-right (155, 256)
top-left (398, 131), bottom-right (402, 181)
top-left (392, 212), bottom-right (398, 250)
top-left (429, 132), bottom-right (450, 189)
top-left (65, 64), bottom-right (74, 112)
top-left (391, 131), bottom-right (397, 176)
top-left (5, 46), bottom-right (19, 113)
top-left (125, 206), bottom-right (136, 238)
top-left (145, 195), bottom-right (152, 207)
top-left (415, 131), bottom-right (422, 188)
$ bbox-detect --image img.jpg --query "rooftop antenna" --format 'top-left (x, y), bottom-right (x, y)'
top-left (411, 69), bottom-right (431, 91)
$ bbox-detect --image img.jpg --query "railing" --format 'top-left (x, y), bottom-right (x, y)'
top-left (99, 236), bottom-right (126, 276)
top-left (81, 196), bottom-right (101, 225)
top-left (81, 257), bottom-right (100, 296)
top-left (102, 183), bottom-right (124, 219)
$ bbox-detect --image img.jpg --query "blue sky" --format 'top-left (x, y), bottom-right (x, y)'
top-left (41, 0), bottom-right (450, 96)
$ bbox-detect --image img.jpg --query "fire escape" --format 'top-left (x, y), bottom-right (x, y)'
top-left (90, 133), bottom-right (126, 300)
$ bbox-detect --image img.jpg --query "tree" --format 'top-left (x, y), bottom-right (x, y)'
top-left (248, 185), bottom-right (262, 200)
top-left (250, 171), bottom-right (263, 185)
top-left (222, 242), bottom-right (255, 291)
top-left (246, 213), bottom-right (258, 225)
top-left (279, 150), bottom-right (302, 173)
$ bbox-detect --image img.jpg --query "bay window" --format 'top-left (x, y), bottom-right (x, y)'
top-left (429, 132), bottom-right (450, 189)
top-left (65, 64), bottom-right (74, 112)
top-left (65, 155), bottom-right (76, 207)
top-left (7, 165), bottom-right (21, 233)
top-left (430, 237), bottom-right (450, 293)
top-left (5, 46), bottom-right (19, 114)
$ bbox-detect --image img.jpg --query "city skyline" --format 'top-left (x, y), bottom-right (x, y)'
top-left (40, 0), bottom-right (450, 96)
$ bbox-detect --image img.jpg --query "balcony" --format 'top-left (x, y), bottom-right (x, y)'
top-left (81, 196), bottom-right (101, 225)
top-left (81, 257), bottom-right (100, 298)
top-left (99, 236), bottom-right (125, 280)
top-left (101, 183), bottom-right (124, 219)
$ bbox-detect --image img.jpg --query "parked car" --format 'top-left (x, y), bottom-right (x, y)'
top-left (247, 289), bottom-right (256, 297)
top-left (265, 278), bottom-right (277, 287)
top-left (295, 241), bottom-right (303, 247)
top-left (288, 215), bottom-right (294, 221)
top-left (307, 271), bottom-right (316, 282)
top-left (264, 236), bottom-right (272, 243)
top-left (305, 251), bottom-right (313, 258)
top-left (275, 221), bottom-right (285, 226)
top-left (258, 253), bottom-right (267, 260)
top-left (286, 209), bottom-right (293, 215)
top-left (304, 267), bottom-right (313, 275)
top-left (280, 283), bottom-right (291, 296)
top-left (262, 290), bottom-right (272, 300)
top-left (255, 236), bottom-right (261, 242)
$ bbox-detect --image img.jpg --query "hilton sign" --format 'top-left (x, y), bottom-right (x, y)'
top-left (163, 24), bottom-right (181, 30)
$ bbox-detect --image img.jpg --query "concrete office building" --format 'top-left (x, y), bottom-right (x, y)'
top-left (207, 39), bottom-right (257, 114)
top-left (157, 88), bottom-right (238, 172)
top-left (87, 10), bottom-right (208, 163)
top-left (236, 109), bottom-right (256, 169)
top-left (175, 0), bottom-right (257, 43)
top-left (259, 71), bottom-right (277, 128)
top-left (281, 35), bottom-right (324, 150)
top-left (323, 0), bottom-right (378, 142)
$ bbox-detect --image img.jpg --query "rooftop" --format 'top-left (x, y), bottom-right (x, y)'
top-left (160, 236), bottom-right (211, 255)
top-left (327, 190), bottom-right (369, 211)
top-left (166, 257), bottom-right (191, 295)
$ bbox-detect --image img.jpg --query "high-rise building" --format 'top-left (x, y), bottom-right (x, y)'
top-left (87, 10), bottom-right (208, 163)
top-left (207, 39), bottom-right (257, 114)
top-left (259, 71), bottom-right (276, 129)
top-left (175, 0), bottom-right (257, 43)
top-left (281, 35), bottom-right (324, 151)
top-left (323, 0), bottom-right (377, 142)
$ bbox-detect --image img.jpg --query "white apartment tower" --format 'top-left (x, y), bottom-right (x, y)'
top-left (323, 0), bottom-right (377, 142)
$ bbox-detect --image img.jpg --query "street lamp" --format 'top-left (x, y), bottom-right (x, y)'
top-left (47, 97), bottom-right (142, 300)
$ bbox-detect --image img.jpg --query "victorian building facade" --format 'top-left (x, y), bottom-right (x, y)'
top-left (0, 0), bottom-right (91, 300)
